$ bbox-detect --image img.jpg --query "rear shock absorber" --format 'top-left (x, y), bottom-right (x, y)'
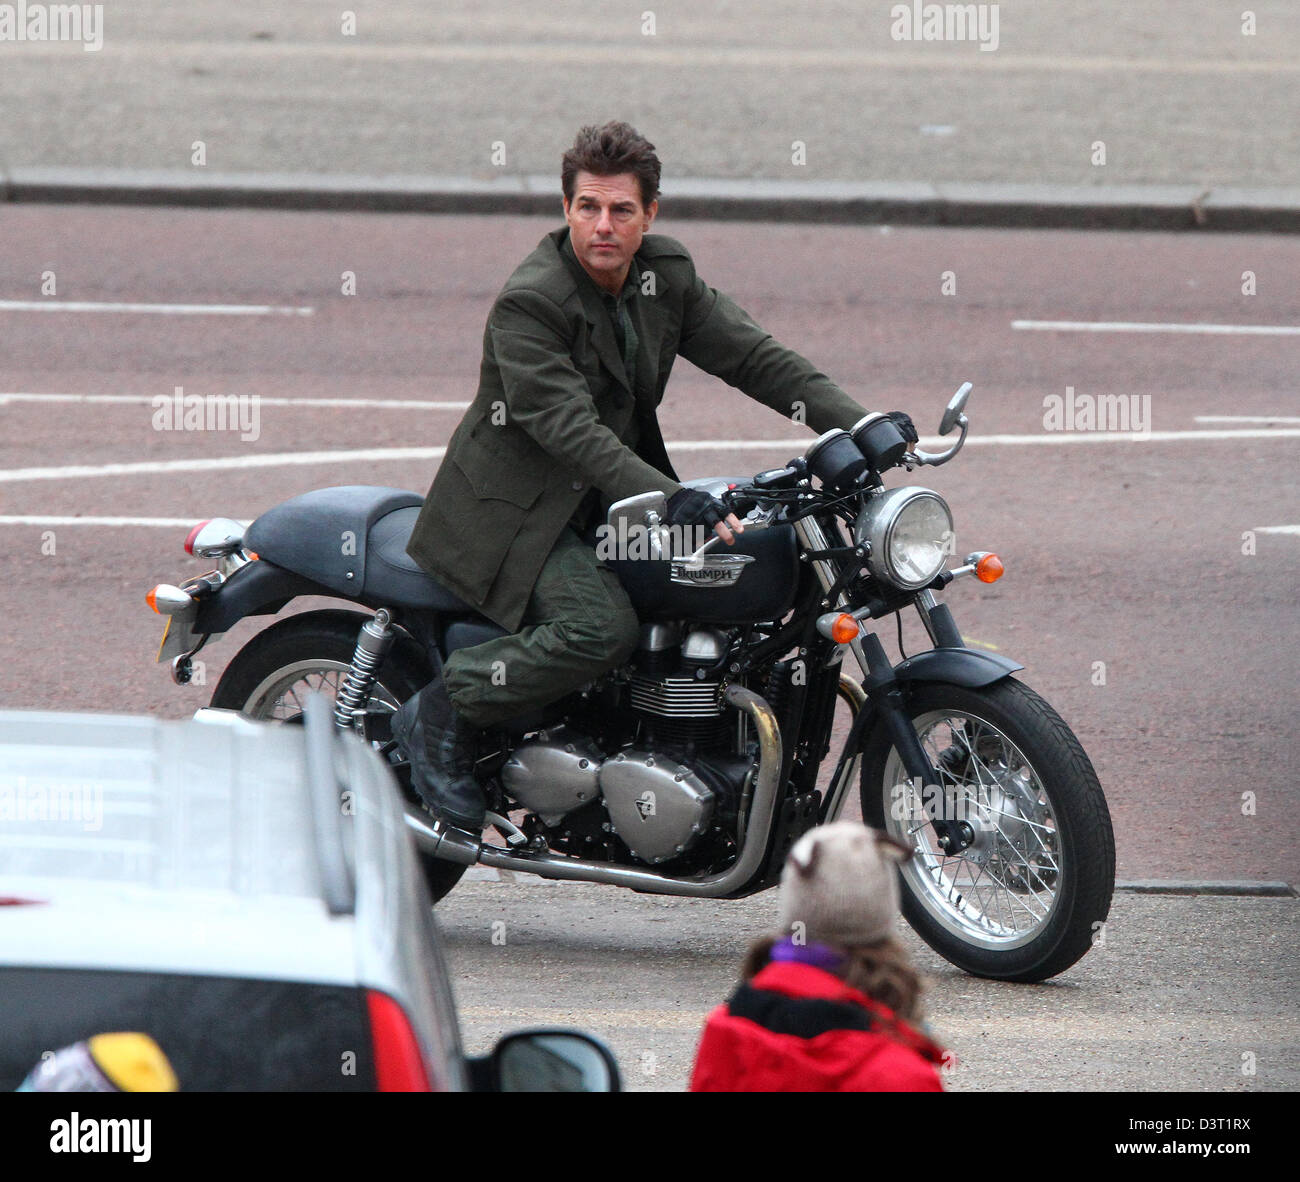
top-left (334, 609), bottom-right (395, 733)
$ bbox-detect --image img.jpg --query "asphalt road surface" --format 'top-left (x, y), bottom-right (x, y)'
top-left (1, 206), bottom-right (1296, 1091)
top-left (1, 205), bottom-right (1295, 887)
top-left (2, 0), bottom-right (1297, 189)
top-left (438, 877), bottom-right (1298, 1093)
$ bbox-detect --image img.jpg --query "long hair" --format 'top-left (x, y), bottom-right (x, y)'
top-left (741, 933), bottom-right (927, 1026)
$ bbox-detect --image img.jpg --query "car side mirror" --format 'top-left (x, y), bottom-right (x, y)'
top-left (474, 1030), bottom-right (621, 1092)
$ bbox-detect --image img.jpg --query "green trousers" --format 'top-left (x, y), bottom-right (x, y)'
top-left (441, 527), bottom-right (641, 728)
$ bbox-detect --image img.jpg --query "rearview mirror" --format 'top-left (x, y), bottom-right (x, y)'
top-left (940, 382), bottom-right (973, 435)
top-left (607, 491), bottom-right (667, 531)
top-left (604, 491), bottom-right (670, 561)
top-left (485, 1030), bottom-right (621, 1092)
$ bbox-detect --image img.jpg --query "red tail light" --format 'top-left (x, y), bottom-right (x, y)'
top-left (366, 990), bottom-right (432, 1092)
top-left (183, 521), bottom-right (211, 556)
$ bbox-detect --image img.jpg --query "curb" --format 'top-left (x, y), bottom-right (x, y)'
top-left (3, 167), bottom-right (1299, 232)
top-left (1115, 880), bottom-right (1296, 897)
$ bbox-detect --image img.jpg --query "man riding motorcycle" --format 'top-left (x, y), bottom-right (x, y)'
top-left (397, 120), bottom-right (917, 835)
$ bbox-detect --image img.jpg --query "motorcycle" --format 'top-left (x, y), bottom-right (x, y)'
top-left (147, 384), bottom-right (1115, 982)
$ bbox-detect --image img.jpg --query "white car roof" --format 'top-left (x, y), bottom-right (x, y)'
top-left (0, 708), bottom-right (356, 984)
top-left (0, 702), bottom-right (467, 1089)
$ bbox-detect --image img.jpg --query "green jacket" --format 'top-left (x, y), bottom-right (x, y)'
top-left (405, 227), bottom-right (868, 632)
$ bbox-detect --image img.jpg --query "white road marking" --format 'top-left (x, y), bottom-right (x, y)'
top-left (0, 300), bottom-right (314, 317)
top-left (0, 447), bottom-right (446, 484)
top-left (1013, 320), bottom-right (1300, 336)
top-left (670, 427), bottom-right (1300, 449)
top-left (13, 39), bottom-right (1300, 75)
top-left (0, 392), bottom-right (468, 410)
top-left (2, 429), bottom-right (1299, 485)
top-left (1196, 415), bottom-right (1300, 424)
top-left (3, 519), bottom-right (1300, 543)
top-left (0, 516), bottom-right (208, 527)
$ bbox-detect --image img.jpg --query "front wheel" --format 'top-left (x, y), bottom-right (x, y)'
top-left (861, 677), bottom-right (1114, 982)
top-left (209, 610), bottom-right (468, 904)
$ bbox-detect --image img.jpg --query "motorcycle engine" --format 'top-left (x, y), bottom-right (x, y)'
top-left (500, 625), bottom-right (756, 866)
top-left (499, 724), bottom-right (602, 828)
top-left (597, 749), bottom-right (715, 863)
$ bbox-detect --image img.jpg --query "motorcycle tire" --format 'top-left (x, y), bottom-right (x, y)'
top-left (860, 676), bottom-right (1114, 982)
top-left (208, 609), bottom-right (468, 905)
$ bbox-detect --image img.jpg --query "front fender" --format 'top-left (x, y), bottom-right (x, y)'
top-left (892, 647), bottom-right (1023, 688)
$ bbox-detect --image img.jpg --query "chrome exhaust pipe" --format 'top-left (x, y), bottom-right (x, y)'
top-left (403, 805), bottom-right (482, 866)
top-left (823, 673), bottom-right (867, 822)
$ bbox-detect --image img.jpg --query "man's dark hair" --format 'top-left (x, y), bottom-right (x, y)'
top-left (562, 122), bottom-right (661, 210)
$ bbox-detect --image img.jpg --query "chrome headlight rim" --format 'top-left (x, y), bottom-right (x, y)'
top-left (858, 487), bottom-right (954, 591)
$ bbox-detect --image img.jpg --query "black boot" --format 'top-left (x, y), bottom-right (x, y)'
top-left (391, 677), bottom-right (486, 833)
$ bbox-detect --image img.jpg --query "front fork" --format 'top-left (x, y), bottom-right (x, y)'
top-left (852, 630), bottom-right (973, 855)
top-left (797, 516), bottom-right (974, 855)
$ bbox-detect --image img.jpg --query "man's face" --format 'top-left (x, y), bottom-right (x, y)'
top-left (563, 171), bottom-right (658, 295)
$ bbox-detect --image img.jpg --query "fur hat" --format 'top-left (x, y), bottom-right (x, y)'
top-left (776, 822), bottom-right (911, 947)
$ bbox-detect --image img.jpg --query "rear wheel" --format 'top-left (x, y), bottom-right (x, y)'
top-left (861, 677), bottom-right (1114, 982)
top-left (210, 610), bottom-right (468, 903)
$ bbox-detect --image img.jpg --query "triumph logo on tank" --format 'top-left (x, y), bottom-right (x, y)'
top-left (889, 3), bottom-right (1000, 52)
top-left (668, 559), bottom-right (751, 587)
top-left (0, 2), bottom-right (104, 50)
top-left (1041, 387), bottom-right (1151, 438)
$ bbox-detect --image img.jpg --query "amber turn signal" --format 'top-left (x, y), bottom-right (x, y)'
top-left (976, 554), bottom-right (1004, 583)
top-left (146, 584), bottom-right (195, 617)
top-left (831, 613), bottom-right (860, 643)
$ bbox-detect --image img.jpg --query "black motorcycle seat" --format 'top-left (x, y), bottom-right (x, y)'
top-left (245, 485), bottom-right (476, 613)
top-left (364, 505), bottom-right (478, 613)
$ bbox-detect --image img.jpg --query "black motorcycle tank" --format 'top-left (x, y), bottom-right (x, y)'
top-left (609, 523), bottom-right (800, 623)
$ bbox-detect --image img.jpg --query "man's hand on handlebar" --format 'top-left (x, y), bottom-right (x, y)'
top-left (666, 488), bottom-right (745, 545)
top-left (712, 513), bottom-right (745, 544)
top-left (885, 410), bottom-right (919, 444)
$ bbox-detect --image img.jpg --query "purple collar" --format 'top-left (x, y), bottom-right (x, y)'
top-left (769, 936), bottom-right (845, 973)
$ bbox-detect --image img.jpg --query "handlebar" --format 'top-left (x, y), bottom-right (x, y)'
top-left (904, 409), bottom-right (969, 467)
top-left (611, 384), bottom-right (976, 560)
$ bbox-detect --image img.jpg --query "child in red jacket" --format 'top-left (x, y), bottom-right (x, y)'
top-left (690, 821), bottom-right (946, 1092)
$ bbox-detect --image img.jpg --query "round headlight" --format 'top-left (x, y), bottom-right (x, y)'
top-left (858, 488), bottom-right (954, 590)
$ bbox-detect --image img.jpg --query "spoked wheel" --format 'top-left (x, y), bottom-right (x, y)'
top-left (209, 610), bottom-right (468, 903)
top-left (229, 658), bottom-right (403, 729)
top-left (861, 677), bottom-right (1114, 982)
